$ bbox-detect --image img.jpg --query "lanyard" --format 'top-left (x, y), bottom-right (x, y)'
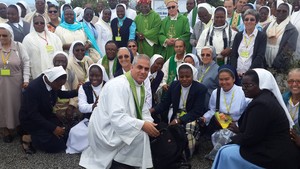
top-left (1, 50), bottom-right (11, 67)
top-left (223, 89), bottom-right (235, 114)
top-left (125, 72), bottom-right (145, 120)
top-left (180, 87), bottom-right (190, 110)
top-left (37, 31), bottom-right (48, 45)
top-left (288, 97), bottom-right (299, 121)
top-left (198, 66), bottom-right (211, 83)
top-left (243, 34), bottom-right (254, 48)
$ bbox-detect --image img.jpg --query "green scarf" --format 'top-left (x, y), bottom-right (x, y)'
top-left (101, 55), bottom-right (117, 77)
top-left (166, 55), bottom-right (177, 85)
top-left (191, 6), bottom-right (198, 28)
top-left (125, 72), bottom-right (145, 120)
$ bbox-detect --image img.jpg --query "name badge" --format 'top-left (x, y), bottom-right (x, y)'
top-left (46, 45), bottom-right (54, 53)
top-left (1, 69), bottom-right (11, 76)
top-left (115, 36), bottom-right (122, 41)
top-left (240, 51), bottom-right (250, 58)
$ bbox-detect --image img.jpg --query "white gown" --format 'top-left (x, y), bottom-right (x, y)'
top-left (79, 75), bottom-right (153, 169)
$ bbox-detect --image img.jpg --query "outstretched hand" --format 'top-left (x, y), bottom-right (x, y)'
top-left (142, 121), bottom-right (160, 137)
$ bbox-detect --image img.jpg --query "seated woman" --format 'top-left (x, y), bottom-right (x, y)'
top-left (114, 47), bottom-right (134, 77)
top-left (201, 65), bottom-right (246, 137)
top-left (212, 69), bottom-right (299, 169)
top-left (149, 54), bottom-right (164, 107)
top-left (19, 66), bottom-right (78, 154)
top-left (283, 68), bottom-right (300, 148)
top-left (66, 64), bottom-right (106, 154)
top-left (230, 9), bottom-right (267, 77)
top-left (183, 53), bottom-right (200, 79)
top-left (198, 46), bottom-right (219, 109)
top-left (52, 52), bottom-right (81, 129)
top-left (67, 41), bottom-right (94, 84)
top-left (151, 63), bottom-right (207, 157)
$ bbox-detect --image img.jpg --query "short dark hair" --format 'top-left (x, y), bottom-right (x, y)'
top-left (174, 39), bottom-right (186, 47)
top-left (105, 40), bottom-right (118, 48)
top-left (178, 64), bottom-right (192, 74)
top-left (243, 69), bottom-right (259, 85)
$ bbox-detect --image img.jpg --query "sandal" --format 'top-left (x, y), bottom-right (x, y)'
top-left (21, 139), bottom-right (36, 154)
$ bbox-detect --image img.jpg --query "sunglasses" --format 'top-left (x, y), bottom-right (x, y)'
top-left (118, 54), bottom-right (130, 59)
top-left (128, 45), bottom-right (136, 48)
top-left (244, 18), bottom-right (256, 22)
top-left (48, 10), bottom-right (58, 14)
top-left (0, 34), bottom-right (8, 38)
top-left (34, 22), bottom-right (45, 25)
top-left (167, 5), bottom-right (176, 10)
top-left (287, 80), bottom-right (300, 85)
top-left (201, 53), bottom-right (211, 58)
top-left (75, 49), bottom-right (85, 52)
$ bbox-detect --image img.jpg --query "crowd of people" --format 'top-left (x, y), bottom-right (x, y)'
top-left (0, 0), bottom-right (300, 168)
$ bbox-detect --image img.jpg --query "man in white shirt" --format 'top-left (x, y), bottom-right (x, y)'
top-left (80, 55), bottom-right (159, 169)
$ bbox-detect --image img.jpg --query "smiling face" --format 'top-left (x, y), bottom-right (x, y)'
top-left (0, 28), bottom-right (11, 46)
top-left (131, 57), bottom-right (150, 84)
top-left (105, 42), bottom-right (118, 60)
top-left (236, 0), bottom-right (248, 13)
top-left (64, 9), bottom-right (74, 24)
top-left (179, 67), bottom-right (193, 87)
top-left (259, 7), bottom-right (269, 22)
top-left (127, 41), bottom-right (138, 55)
top-left (102, 9), bottom-right (111, 23)
top-left (151, 58), bottom-right (164, 73)
top-left (73, 43), bottom-right (85, 61)
top-left (218, 70), bottom-right (235, 92)
top-left (214, 9), bottom-right (226, 27)
top-left (198, 7), bottom-right (211, 24)
top-left (287, 70), bottom-right (300, 97)
top-left (48, 6), bottom-right (59, 20)
top-left (242, 74), bottom-right (260, 98)
top-left (184, 56), bottom-right (195, 66)
top-left (244, 14), bottom-right (256, 33)
top-left (118, 48), bottom-right (131, 69)
top-left (84, 8), bottom-right (94, 22)
top-left (117, 6), bottom-right (125, 19)
top-left (7, 6), bottom-right (19, 23)
top-left (89, 66), bottom-right (103, 87)
top-left (201, 48), bottom-right (213, 65)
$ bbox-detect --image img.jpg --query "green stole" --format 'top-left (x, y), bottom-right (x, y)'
top-left (166, 55), bottom-right (177, 85)
top-left (230, 11), bottom-right (241, 28)
top-left (101, 55), bottom-right (117, 77)
top-left (125, 72), bottom-right (145, 120)
top-left (191, 6), bottom-right (198, 28)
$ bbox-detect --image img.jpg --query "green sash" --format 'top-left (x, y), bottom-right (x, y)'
top-left (166, 56), bottom-right (177, 85)
top-left (101, 55), bottom-right (117, 76)
top-left (125, 72), bottom-right (145, 120)
top-left (191, 7), bottom-right (198, 28)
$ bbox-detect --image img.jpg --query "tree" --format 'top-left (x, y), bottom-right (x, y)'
top-left (70, 0), bottom-right (99, 8)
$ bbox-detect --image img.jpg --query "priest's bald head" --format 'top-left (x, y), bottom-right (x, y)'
top-left (131, 54), bottom-right (150, 84)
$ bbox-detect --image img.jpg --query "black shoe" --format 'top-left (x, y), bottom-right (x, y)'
top-left (110, 160), bottom-right (135, 169)
top-left (3, 135), bottom-right (13, 143)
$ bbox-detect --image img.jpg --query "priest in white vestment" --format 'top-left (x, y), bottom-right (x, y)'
top-left (79, 55), bottom-right (159, 169)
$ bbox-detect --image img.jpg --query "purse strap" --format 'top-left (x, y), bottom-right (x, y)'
top-left (216, 87), bottom-right (221, 112)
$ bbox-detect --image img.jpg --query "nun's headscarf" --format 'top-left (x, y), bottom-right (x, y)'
top-left (214, 6), bottom-right (228, 22)
top-left (0, 3), bottom-right (7, 7)
top-left (197, 2), bottom-right (214, 15)
top-left (43, 66), bottom-right (67, 82)
top-left (74, 7), bottom-right (84, 21)
top-left (184, 53), bottom-right (200, 70)
top-left (8, 4), bottom-right (22, 19)
top-left (78, 7), bottom-right (95, 23)
top-left (53, 51), bottom-right (68, 59)
top-left (69, 40), bottom-right (85, 59)
top-left (277, 2), bottom-right (292, 16)
top-left (150, 54), bottom-right (164, 67)
top-left (17, 1), bottom-right (32, 15)
top-left (259, 6), bottom-right (271, 17)
top-left (177, 63), bottom-right (198, 81)
top-left (30, 14), bottom-right (48, 33)
top-left (0, 23), bottom-right (14, 42)
top-left (87, 63), bottom-right (109, 83)
top-left (218, 64), bottom-right (240, 86)
top-left (253, 68), bottom-right (294, 128)
top-left (60, 4), bottom-right (73, 19)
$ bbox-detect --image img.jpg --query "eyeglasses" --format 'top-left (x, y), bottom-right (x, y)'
top-left (244, 18), bottom-right (256, 22)
top-left (167, 5), bottom-right (176, 10)
top-left (118, 54), bottom-right (130, 59)
top-left (287, 79), bottom-right (300, 85)
top-left (48, 10), bottom-right (58, 13)
top-left (241, 83), bottom-right (255, 88)
top-left (0, 34), bottom-right (8, 38)
top-left (34, 22), bottom-right (45, 25)
top-left (201, 53), bottom-right (211, 58)
top-left (128, 45), bottom-right (136, 48)
top-left (75, 49), bottom-right (85, 52)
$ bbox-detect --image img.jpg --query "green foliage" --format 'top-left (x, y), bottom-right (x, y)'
top-left (70, 0), bottom-right (100, 8)
top-left (207, 0), bottom-right (223, 7)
